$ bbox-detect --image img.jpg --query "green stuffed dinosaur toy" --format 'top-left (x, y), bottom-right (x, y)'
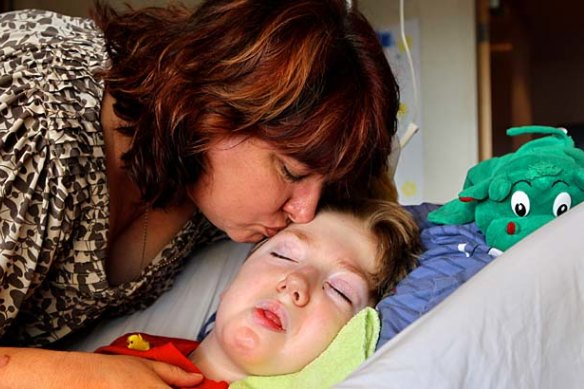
top-left (428, 126), bottom-right (584, 251)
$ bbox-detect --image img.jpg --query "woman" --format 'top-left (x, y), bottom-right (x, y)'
top-left (0, 0), bottom-right (399, 385)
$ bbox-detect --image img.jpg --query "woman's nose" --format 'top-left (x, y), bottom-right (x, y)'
top-left (283, 177), bottom-right (323, 224)
top-left (277, 270), bottom-right (314, 307)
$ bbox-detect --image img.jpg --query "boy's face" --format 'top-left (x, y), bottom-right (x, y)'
top-left (213, 210), bottom-right (377, 376)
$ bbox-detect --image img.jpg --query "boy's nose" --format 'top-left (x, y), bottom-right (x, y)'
top-left (277, 269), bottom-right (316, 307)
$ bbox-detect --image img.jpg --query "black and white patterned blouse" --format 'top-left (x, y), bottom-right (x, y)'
top-left (0, 9), bottom-right (223, 346)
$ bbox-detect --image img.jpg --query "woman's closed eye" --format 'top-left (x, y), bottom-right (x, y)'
top-left (279, 162), bottom-right (305, 183)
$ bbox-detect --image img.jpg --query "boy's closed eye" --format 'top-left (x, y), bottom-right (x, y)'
top-left (271, 251), bottom-right (359, 306)
top-left (324, 281), bottom-right (353, 305)
top-left (270, 251), bottom-right (297, 262)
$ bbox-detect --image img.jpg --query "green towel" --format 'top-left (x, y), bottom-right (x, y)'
top-left (229, 307), bottom-right (380, 389)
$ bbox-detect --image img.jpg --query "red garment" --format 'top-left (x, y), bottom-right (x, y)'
top-left (96, 333), bottom-right (228, 389)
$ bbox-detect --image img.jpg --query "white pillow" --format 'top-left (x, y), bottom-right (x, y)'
top-left (336, 202), bottom-right (584, 388)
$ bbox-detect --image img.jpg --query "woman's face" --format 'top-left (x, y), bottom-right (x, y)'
top-left (188, 136), bottom-right (325, 243)
top-left (212, 210), bottom-right (377, 377)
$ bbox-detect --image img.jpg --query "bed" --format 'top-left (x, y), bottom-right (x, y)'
top-left (70, 202), bottom-right (584, 388)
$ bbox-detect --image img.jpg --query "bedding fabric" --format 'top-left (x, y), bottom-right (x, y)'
top-left (377, 203), bottom-right (498, 348)
top-left (70, 203), bottom-right (584, 388)
top-left (336, 202), bottom-right (584, 388)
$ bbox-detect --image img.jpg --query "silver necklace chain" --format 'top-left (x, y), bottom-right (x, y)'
top-left (140, 207), bottom-right (150, 272)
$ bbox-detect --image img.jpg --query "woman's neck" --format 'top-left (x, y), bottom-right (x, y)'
top-left (100, 92), bottom-right (143, 235)
top-left (100, 92), bottom-right (199, 285)
top-left (190, 332), bottom-right (248, 383)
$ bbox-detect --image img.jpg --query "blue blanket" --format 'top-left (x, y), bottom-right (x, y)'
top-left (376, 203), bottom-right (497, 349)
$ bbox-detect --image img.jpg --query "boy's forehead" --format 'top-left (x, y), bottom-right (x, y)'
top-left (283, 213), bottom-right (377, 274)
top-left (297, 210), bottom-right (363, 235)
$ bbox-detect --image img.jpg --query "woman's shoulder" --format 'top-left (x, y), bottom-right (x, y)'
top-left (0, 9), bottom-right (105, 58)
top-left (0, 9), bottom-right (97, 33)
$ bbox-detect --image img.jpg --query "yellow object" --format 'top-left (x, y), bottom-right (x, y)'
top-left (398, 103), bottom-right (408, 118)
top-left (401, 181), bottom-right (418, 197)
top-left (398, 35), bottom-right (413, 53)
top-left (127, 334), bottom-right (151, 351)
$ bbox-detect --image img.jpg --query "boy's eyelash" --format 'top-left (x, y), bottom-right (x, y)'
top-left (325, 282), bottom-right (352, 305)
top-left (271, 253), bottom-right (354, 306)
top-left (270, 251), bottom-right (296, 262)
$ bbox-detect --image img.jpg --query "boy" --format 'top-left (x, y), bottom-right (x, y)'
top-left (97, 200), bottom-right (421, 387)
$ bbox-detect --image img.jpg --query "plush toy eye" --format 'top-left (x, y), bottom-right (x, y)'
top-left (553, 192), bottom-right (571, 217)
top-left (511, 191), bottom-right (530, 217)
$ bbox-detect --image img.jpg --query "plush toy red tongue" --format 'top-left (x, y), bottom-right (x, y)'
top-left (506, 222), bottom-right (516, 235)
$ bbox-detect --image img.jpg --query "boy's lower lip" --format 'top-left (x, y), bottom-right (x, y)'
top-left (252, 307), bottom-right (286, 332)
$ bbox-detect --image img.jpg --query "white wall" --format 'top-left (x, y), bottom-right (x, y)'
top-left (359, 0), bottom-right (479, 203)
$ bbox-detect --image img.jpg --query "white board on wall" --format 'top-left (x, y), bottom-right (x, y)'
top-left (361, 0), bottom-right (479, 204)
top-left (378, 20), bottom-right (424, 205)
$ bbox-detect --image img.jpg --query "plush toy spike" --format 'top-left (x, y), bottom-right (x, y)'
top-left (428, 126), bottom-right (584, 251)
top-left (507, 125), bottom-right (567, 137)
top-left (566, 147), bottom-right (584, 166)
top-left (576, 170), bottom-right (584, 190)
top-left (508, 126), bottom-right (573, 149)
top-left (487, 176), bottom-right (513, 202)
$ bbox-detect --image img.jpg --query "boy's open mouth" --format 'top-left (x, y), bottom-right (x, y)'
top-left (253, 301), bottom-right (288, 332)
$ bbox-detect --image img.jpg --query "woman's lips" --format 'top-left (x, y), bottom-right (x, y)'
top-left (264, 227), bottom-right (282, 238)
top-left (253, 301), bottom-right (288, 332)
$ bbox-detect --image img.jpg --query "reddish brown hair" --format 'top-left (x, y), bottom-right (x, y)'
top-left (92, 0), bottom-right (399, 208)
top-left (323, 199), bottom-right (421, 301)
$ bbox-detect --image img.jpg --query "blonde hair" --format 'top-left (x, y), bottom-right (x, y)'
top-left (323, 199), bottom-right (421, 301)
